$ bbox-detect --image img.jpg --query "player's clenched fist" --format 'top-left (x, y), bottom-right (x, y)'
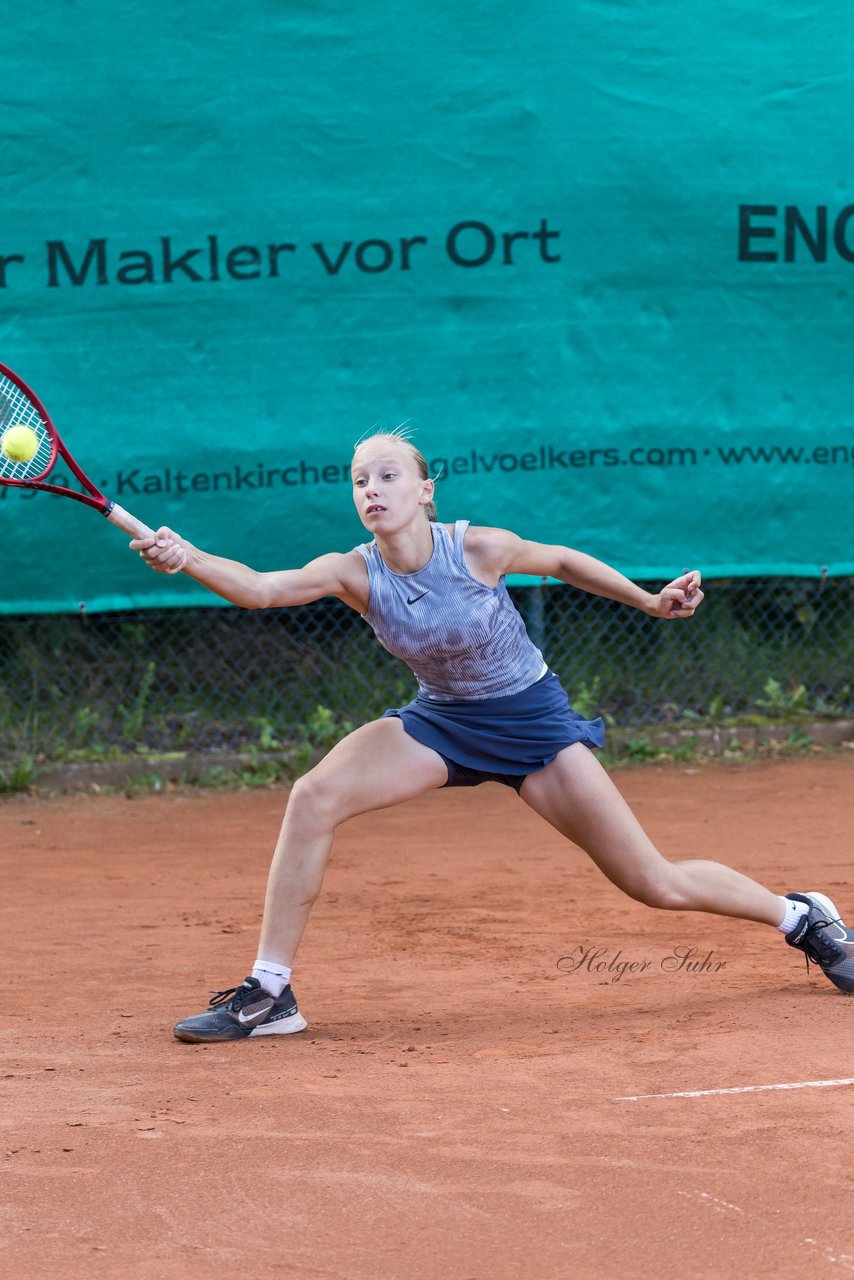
top-left (130, 526), bottom-right (188, 575)
top-left (648, 570), bottom-right (704, 619)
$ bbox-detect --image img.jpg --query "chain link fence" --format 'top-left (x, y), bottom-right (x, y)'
top-left (1, 575), bottom-right (851, 768)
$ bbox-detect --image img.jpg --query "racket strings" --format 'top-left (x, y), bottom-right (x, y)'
top-left (0, 375), bottom-right (54, 481)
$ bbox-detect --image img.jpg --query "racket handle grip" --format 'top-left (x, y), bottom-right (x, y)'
top-left (103, 501), bottom-right (155, 540)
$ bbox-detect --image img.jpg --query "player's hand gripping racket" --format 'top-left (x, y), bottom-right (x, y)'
top-left (0, 361), bottom-right (184, 572)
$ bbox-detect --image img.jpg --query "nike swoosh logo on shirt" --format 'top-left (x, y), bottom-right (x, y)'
top-left (406, 591), bottom-right (429, 605)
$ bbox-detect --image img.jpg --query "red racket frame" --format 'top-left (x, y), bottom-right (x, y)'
top-left (0, 361), bottom-right (154, 539)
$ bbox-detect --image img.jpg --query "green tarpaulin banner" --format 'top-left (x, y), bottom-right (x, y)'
top-left (1, 2), bottom-right (852, 613)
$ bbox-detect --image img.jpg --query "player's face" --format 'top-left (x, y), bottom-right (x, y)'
top-left (351, 445), bottom-right (430, 532)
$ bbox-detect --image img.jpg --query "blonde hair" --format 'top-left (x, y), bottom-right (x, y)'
top-left (352, 427), bottom-right (438, 522)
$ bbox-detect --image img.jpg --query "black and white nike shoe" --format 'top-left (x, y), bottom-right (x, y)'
top-left (785, 892), bottom-right (854, 994)
top-left (173, 977), bottom-right (308, 1042)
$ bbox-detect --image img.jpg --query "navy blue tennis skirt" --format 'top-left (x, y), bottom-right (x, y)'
top-left (382, 670), bottom-right (604, 789)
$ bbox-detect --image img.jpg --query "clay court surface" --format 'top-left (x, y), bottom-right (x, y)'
top-left (1, 755), bottom-right (853, 1279)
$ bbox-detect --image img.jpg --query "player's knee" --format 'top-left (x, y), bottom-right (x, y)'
top-left (286, 771), bottom-right (346, 831)
top-left (628, 867), bottom-right (689, 911)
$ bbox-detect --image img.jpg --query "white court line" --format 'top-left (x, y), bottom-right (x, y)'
top-left (680, 1193), bottom-right (854, 1271)
top-left (802, 1239), bottom-right (854, 1272)
top-left (617, 1077), bottom-right (854, 1101)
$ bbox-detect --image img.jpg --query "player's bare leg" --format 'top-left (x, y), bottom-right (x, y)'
top-left (520, 744), bottom-right (854, 992)
top-left (173, 718), bottom-right (448, 1041)
top-left (257, 717), bottom-right (448, 962)
top-left (519, 742), bottom-right (783, 923)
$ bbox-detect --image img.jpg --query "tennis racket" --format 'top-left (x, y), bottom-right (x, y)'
top-left (0, 361), bottom-right (158, 543)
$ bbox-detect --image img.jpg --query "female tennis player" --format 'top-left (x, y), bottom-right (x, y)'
top-left (131, 431), bottom-right (854, 1040)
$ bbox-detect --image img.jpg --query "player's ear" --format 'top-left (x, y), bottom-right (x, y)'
top-left (419, 477), bottom-right (434, 507)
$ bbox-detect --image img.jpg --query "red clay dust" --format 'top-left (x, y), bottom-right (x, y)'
top-left (2, 755), bottom-right (853, 1279)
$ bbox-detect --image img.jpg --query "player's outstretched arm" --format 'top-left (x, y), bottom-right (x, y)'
top-left (130, 529), bottom-right (366, 610)
top-left (466, 526), bottom-right (704, 620)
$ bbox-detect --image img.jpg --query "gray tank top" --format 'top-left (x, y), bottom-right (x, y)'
top-left (355, 521), bottom-right (545, 701)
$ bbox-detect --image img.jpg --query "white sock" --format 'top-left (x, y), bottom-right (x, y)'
top-left (777, 896), bottom-right (809, 935)
top-left (252, 960), bottom-right (292, 997)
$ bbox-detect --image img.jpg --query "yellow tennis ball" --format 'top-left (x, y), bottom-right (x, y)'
top-left (1, 425), bottom-right (39, 463)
